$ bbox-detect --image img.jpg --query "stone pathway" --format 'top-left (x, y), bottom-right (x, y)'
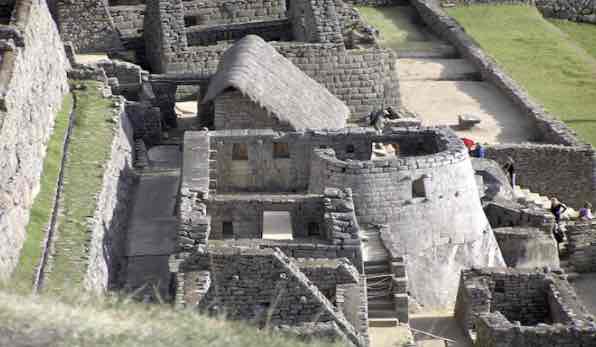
top-left (359, 5), bottom-right (536, 144)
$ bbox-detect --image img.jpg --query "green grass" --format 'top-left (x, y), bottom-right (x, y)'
top-left (0, 289), bottom-right (341, 347)
top-left (11, 93), bottom-right (73, 293)
top-left (447, 5), bottom-right (596, 145)
top-left (355, 6), bottom-right (440, 52)
top-left (551, 19), bottom-right (596, 59)
top-left (43, 81), bottom-right (117, 293)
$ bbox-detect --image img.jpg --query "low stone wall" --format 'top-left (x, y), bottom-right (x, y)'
top-left (0, 0), bottom-right (70, 279)
top-left (411, 0), bottom-right (582, 146)
top-left (566, 221), bottom-right (596, 273)
top-left (186, 20), bottom-right (293, 47)
top-left (484, 199), bottom-right (553, 229)
top-left (485, 144), bottom-right (594, 208)
top-left (182, 0), bottom-right (287, 28)
top-left (84, 99), bottom-right (135, 293)
top-left (443, 0), bottom-right (596, 24)
top-left (455, 268), bottom-right (595, 343)
top-left (493, 227), bottom-right (559, 268)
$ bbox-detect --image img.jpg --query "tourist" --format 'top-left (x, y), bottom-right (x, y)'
top-left (551, 198), bottom-right (567, 247)
top-left (502, 157), bottom-right (515, 187)
top-left (579, 201), bottom-right (593, 221)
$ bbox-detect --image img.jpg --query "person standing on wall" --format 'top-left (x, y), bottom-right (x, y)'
top-left (550, 197), bottom-right (567, 253)
top-left (502, 157), bottom-right (515, 187)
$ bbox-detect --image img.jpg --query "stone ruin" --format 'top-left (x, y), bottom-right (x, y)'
top-left (2, 0), bottom-right (596, 346)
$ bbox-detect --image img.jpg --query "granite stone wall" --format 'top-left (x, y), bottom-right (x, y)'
top-left (289, 0), bottom-right (344, 43)
top-left (84, 98), bottom-right (135, 292)
top-left (0, 0), bottom-right (70, 279)
top-left (213, 91), bottom-right (281, 130)
top-left (460, 269), bottom-right (596, 346)
top-left (486, 144), bottom-right (594, 208)
top-left (493, 227), bottom-right (559, 269)
top-left (206, 194), bottom-right (324, 239)
top-left (186, 20), bottom-right (293, 46)
top-left (110, 4), bottom-right (145, 40)
top-left (411, 0), bottom-right (583, 146)
top-left (484, 199), bottom-right (554, 230)
top-left (56, 0), bottom-right (123, 52)
top-left (178, 247), bottom-right (366, 347)
top-left (182, 0), bottom-right (287, 29)
top-left (160, 42), bottom-right (399, 121)
top-left (308, 127), bottom-right (505, 308)
top-left (566, 221), bottom-right (596, 273)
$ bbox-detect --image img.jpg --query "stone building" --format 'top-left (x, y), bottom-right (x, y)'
top-left (203, 36), bottom-right (350, 131)
top-left (455, 268), bottom-right (596, 346)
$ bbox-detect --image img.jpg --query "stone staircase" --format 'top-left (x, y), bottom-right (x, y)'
top-left (512, 185), bottom-right (582, 280)
top-left (512, 185), bottom-right (578, 218)
top-left (362, 228), bottom-right (409, 327)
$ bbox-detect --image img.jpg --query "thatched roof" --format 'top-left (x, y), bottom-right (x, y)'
top-left (203, 35), bottom-right (349, 130)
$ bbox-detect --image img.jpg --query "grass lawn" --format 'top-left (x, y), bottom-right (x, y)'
top-left (0, 289), bottom-right (341, 347)
top-left (43, 81), bottom-right (116, 293)
top-left (447, 5), bottom-right (596, 145)
top-left (11, 93), bottom-right (73, 293)
top-left (355, 6), bottom-right (440, 53)
top-left (551, 19), bottom-right (596, 59)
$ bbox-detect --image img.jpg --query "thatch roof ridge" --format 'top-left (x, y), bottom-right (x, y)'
top-left (203, 35), bottom-right (349, 130)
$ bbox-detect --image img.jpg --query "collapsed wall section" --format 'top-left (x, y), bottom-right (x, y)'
top-left (0, 0), bottom-right (69, 279)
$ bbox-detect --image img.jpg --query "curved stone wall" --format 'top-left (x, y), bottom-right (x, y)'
top-left (309, 127), bottom-right (505, 308)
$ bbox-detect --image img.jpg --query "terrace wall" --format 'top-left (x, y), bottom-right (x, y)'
top-left (0, 0), bottom-right (70, 279)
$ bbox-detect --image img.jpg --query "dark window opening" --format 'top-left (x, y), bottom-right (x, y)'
top-left (232, 143), bottom-right (248, 160)
top-left (412, 177), bottom-right (426, 198)
top-left (184, 16), bottom-right (198, 27)
top-left (273, 143), bottom-right (290, 159)
top-left (346, 144), bottom-right (355, 154)
top-left (223, 221), bottom-right (234, 239)
top-left (494, 279), bottom-right (505, 293)
top-left (308, 222), bottom-right (320, 237)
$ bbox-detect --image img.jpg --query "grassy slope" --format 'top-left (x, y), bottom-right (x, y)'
top-left (11, 94), bottom-right (73, 293)
top-left (447, 5), bottom-right (596, 145)
top-left (356, 6), bottom-right (439, 52)
top-left (551, 19), bottom-right (596, 59)
top-left (0, 290), bottom-right (340, 347)
top-left (43, 81), bottom-right (116, 293)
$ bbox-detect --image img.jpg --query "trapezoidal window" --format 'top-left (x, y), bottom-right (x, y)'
top-left (232, 143), bottom-right (248, 160)
top-left (346, 144), bottom-right (355, 154)
top-left (184, 16), bottom-right (198, 27)
top-left (412, 176), bottom-right (427, 198)
top-left (222, 221), bottom-right (234, 239)
top-left (308, 222), bottom-right (320, 237)
top-left (273, 143), bottom-right (290, 159)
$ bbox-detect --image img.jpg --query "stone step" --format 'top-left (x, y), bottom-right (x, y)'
top-left (369, 309), bottom-right (398, 319)
top-left (368, 297), bottom-right (395, 311)
top-left (365, 264), bottom-right (391, 274)
top-left (369, 318), bottom-right (398, 327)
top-left (398, 58), bottom-right (480, 81)
top-left (396, 44), bottom-right (459, 59)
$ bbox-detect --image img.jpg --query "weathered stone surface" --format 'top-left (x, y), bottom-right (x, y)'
top-left (0, 0), bottom-right (69, 279)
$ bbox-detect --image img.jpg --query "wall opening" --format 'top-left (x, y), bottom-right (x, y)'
top-left (307, 222), bottom-right (320, 237)
top-left (346, 144), bottom-right (355, 154)
top-left (412, 176), bottom-right (427, 198)
top-left (273, 142), bottom-right (290, 159)
top-left (223, 221), bottom-right (234, 239)
top-left (184, 16), bottom-right (199, 27)
top-left (262, 211), bottom-right (293, 240)
top-left (232, 143), bottom-right (248, 160)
